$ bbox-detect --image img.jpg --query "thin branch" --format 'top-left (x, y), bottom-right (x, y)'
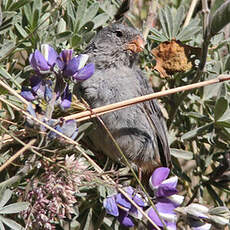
top-left (183, 0), bottom-right (199, 28)
top-left (0, 139), bottom-right (36, 173)
top-left (199, 0), bottom-right (211, 70)
top-left (143, 0), bottom-right (156, 40)
top-left (0, 80), bottom-right (29, 105)
top-left (64, 75), bottom-right (230, 122)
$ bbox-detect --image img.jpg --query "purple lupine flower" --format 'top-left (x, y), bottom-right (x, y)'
top-left (148, 198), bottom-right (180, 230)
top-left (103, 186), bottom-right (146, 227)
top-left (21, 75), bottom-right (53, 102)
top-left (147, 167), bottom-right (184, 229)
top-left (29, 44), bottom-right (58, 73)
top-left (56, 51), bottom-right (95, 80)
top-left (149, 167), bottom-right (178, 198)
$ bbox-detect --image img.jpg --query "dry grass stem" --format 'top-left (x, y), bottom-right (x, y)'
top-left (0, 139), bottom-right (36, 172)
top-left (64, 75), bottom-right (230, 122)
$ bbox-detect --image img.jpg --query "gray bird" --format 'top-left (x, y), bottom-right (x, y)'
top-left (77, 23), bottom-right (171, 172)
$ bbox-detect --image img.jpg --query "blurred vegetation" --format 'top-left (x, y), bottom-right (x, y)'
top-left (0, 0), bottom-right (230, 229)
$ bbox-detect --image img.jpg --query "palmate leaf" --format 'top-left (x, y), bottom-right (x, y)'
top-left (209, 0), bottom-right (230, 38)
top-left (0, 202), bottom-right (29, 214)
top-left (149, 6), bottom-right (201, 43)
top-left (0, 189), bottom-right (12, 209)
top-left (0, 216), bottom-right (24, 230)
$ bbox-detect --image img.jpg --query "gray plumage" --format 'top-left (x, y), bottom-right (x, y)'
top-left (77, 23), bottom-right (171, 171)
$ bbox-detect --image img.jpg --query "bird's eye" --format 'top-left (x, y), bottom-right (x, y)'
top-left (115, 30), bottom-right (123, 37)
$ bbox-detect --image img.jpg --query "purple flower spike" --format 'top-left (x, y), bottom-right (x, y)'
top-left (103, 196), bottom-right (119, 217)
top-left (73, 63), bottom-right (95, 81)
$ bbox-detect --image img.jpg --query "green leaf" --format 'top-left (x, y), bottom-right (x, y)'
top-left (210, 0), bottom-right (230, 37)
top-left (56, 31), bottom-right (72, 43)
top-left (8, 0), bottom-right (30, 11)
top-left (79, 21), bottom-right (94, 34)
top-left (170, 148), bottom-right (193, 160)
top-left (0, 41), bottom-right (15, 59)
top-left (181, 122), bottom-right (214, 140)
top-left (15, 23), bottom-right (28, 38)
top-left (93, 13), bottom-right (109, 29)
top-left (23, 3), bottom-right (32, 25)
top-left (0, 215), bottom-right (25, 230)
top-left (71, 34), bottom-right (82, 47)
top-left (173, 6), bottom-right (184, 37)
top-left (214, 97), bottom-right (228, 121)
top-left (159, 8), bottom-right (169, 39)
top-left (32, 8), bottom-right (39, 29)
top-left (149, 28), bottom-right (168, 42)
top-left (57, 18), bottom-right (66, 34)
top-left (75, 0), bottom-right (88, 30)
top-left (0, 202), bottom-right (29, 214)
top-left (0, 67), bottom-right (21, 89)
top-left (224, 54), bottom-right (230, 71)
top-left (79, 2), bottom-right (99, 30)
top-left (206, 184), bottom-right (224, 206)
top-left (0, 189), bottom-right (12, 209)
top-left (0, 221), bottom-right (5, 230)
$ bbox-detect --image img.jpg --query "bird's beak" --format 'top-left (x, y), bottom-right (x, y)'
top-left (125, 35), bottom-right (145, 53)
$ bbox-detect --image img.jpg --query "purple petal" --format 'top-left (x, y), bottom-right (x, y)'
top-left (27, 103), bottom-right (36, 118)
top-left (61, 120), bottom-right (78, 138)
top-left (156, 197), bottom-right (178, 213)
top-left (166, 222), bottom-right (177, 230)
top-left (56, 56), bottom-right (65, 70)
top-left (133, 194), bottom-right (146, 207)
top-left (116, 193), bottom-right (132, 210)
top-left (59, 50), bottom-right (73, 63)
top-left (21, 89), bottom-right (36, 101)
top-left (150, 167), bottom-right (170, 188)
top-left (63, 57), bottom-right (79, 76)
top-left (129, 205), bottom-right (143, 220)
top-left (124, 186), bottom-right (134, 195)
top-left (44, 85), bottom-right (53, 102)
top-left (103, 196), bottom-right (119, 217)
top-left (30, 75), bottom-right (42, 92)
top-left (156, 184), bottom-right (178, 197)
top-left (116, 187), bottom-right (133, 210)
top-left (73, 63), bottom-right (95, 81)
top-left (148, 207), bottom-right (164, 227)
top-left (60, 86), bottom-right (72, 110)
top-left (118, 209), bottom-right (134, 227)
top-left (29, 50), bottom-right (50, 72)
top-left (41, 44), bottom-right (58, 67)
top-left (161, 176), bottom-right (178, 189)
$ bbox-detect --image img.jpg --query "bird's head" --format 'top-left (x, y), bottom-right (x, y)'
top-left (85, 23), bottom-right (145, 68)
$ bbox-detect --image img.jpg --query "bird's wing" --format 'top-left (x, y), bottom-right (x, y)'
top-left (135, 68), bottom-right (171, 167)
